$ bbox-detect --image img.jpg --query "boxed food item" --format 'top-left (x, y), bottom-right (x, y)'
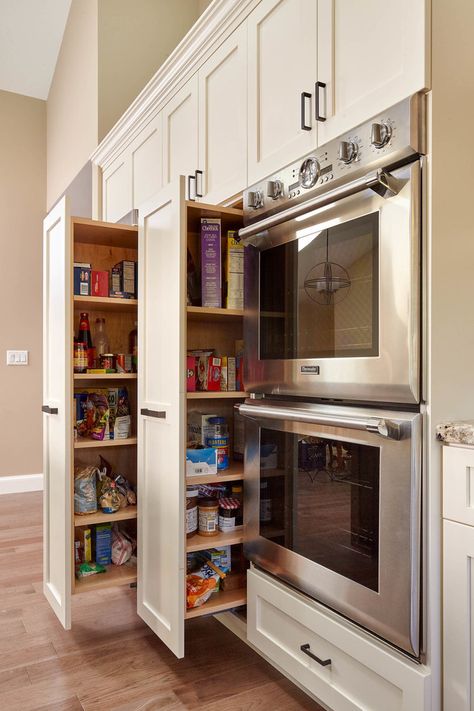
top-left (201, 218), bottom-right (222, 307)
top-left (74, 264), bottom-right (91, 296)
top-left (226, 231), bottom-right (244, 310)
top-left (111, 260), bottom-right (136, 297)
top-left (227, 356), bottom-right (236, 392)
top-left (187, 412), bottom-right (217, 445)
top-left (95, 523), bottom-right (112, 566)
top-left (202, 546), bottom-right (231, 574)
top-left (113, 388), bottom-right (131, 440)
top-left (187, 355), bottom-right (196, 392)
top-left (186, 447), bottom-right (218, 477)
top-left (220, 356), bottom-right (228, 391)
top-left (77, 528), bottom-right (92, 562)
top-left (198, 354), bottom-right (222, 391)
top-left (91, 270), bottom-right (109, 297)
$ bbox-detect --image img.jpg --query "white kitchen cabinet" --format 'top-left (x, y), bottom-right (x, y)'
top-left (131, 113), bottom-right (163, 209)
top-left (198, 23), bottom-right (247, 205)
top-left (316, 0), bottom-right (430, 144)
top-left (162, 75), bottom-right (199, 198)
top-left (248, 567), bottom-right (431, 711)
top-left (442, 445), bottom-right (474, 710)
top-left (247, 0), bottom-right (318, 185)
top-left (102, 153), bottom-right (133, 223)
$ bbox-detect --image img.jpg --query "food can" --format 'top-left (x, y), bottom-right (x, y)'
top-left (100, 353), bottom-right (116, 370)
top-left (116, 353), bottom-right (126, 373)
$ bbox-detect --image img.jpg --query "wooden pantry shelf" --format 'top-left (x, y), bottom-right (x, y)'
top-left (187, 392), bottom-right (248, 400)
top-left (74, 563), bottom-right (137, 593)
top-left (187, 306), bottom-right (243, 321)
top-left (186, 526), bottom-right (244, 553)
top-left (74, 437), bottom-right (137, 449)
top-left (185, 587), bottom-right (247, 619)
top-left (186, 463), bottom-right (244, 486)
top-left (73, 218), bottom-right (137, 249)
top-left (74, 505), bottom-right (137, 527)
top-left (74, 295), bottom-right (138, 312)
top-left (74, 373), bottom-right (137, 380)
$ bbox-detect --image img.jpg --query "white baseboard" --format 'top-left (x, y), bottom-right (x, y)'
top-left (0, 474), bottom-right (43, 495)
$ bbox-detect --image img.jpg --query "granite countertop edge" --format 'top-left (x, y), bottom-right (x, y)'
top-left (436, 420), bottom-right (474, 446)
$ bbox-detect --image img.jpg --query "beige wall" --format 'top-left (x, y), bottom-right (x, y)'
top-left (0, 91), bottom-right (46, 476)
top-left (47, 0), bottom-right (98, 210)
top-left (98, 0), bottom-right (202, 141)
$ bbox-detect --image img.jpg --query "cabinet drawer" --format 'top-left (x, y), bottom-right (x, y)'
top-left (247, 568), bottom-right (430, 711)
top-left (443, 445), bottom-right (474, 526)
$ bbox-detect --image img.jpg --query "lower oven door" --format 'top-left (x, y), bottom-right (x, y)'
top-left (239, 399), bottom-right (422, 658)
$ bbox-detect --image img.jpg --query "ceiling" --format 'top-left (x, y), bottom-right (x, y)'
top-left (0, 0), bottom-right (72, 100)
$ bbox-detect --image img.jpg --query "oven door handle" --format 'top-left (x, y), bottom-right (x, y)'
top-left (238, 168), bottom-right (403, 243)
top-left (237, 403), bottom-right (402, 440)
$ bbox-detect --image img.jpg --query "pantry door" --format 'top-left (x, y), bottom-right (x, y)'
top-left (42, 197), bottom-right (73, 629)
top-left (137, 177), bottom-right (186, 658)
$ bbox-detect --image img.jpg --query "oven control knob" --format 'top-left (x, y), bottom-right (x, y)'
top-left (299, 157), bottom-right (320, 189)
top-left (267, 179), bottom-right (284, 200)
top-left (371, 122), bottom-right (392, 148)
top-left (247, 189), bottom-right (264, 210)
top-left (338, 140), bottom-right (358, 164)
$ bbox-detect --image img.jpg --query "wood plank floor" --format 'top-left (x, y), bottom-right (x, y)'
top-left (0, 492), bottom-right (323, 711)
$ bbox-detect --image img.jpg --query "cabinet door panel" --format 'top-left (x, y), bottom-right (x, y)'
top-left (137, 178), bottom-right (186, 658)
top-left (444, 520), bottom-right (474, 711)
top-left (162, 77), bottom-right (199, 195)
top-left (132, 114), bottom-right (163, 209)
top-left (199, 23), bottom-right (247, 204)
top-left (248, 0), bottom-right (317, 184)
top-left (317, 0), bottom-right (429, 144)
top-left (103, 154), bottom-right (132, 223)
top-left (42, 197), bottom-right (72, 630)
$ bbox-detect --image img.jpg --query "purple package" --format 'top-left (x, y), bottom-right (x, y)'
top-left (201, 218), bottom-right (222, 308)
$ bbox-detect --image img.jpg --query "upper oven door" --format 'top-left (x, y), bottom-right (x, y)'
top-left (243, 160), bottom-right (421, 404)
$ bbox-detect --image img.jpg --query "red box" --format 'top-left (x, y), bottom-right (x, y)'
top-left (187, 355), bottom-right (196, 392)
top-left (92, 271), bottom-right (109, 297)
top-left (197, 355), bottom-right (222, 391)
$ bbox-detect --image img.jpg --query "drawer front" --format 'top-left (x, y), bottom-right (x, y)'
top-left (247, 568), bottom-right (430, 711)
top-left (443, 446), bottom-right (474, 526)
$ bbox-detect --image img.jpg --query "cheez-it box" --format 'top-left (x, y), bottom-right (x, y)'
top-left (92, 271), bottom-right (109, 297)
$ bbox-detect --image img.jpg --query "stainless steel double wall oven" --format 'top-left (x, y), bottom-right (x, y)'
top-left (238, 94), bottom-right (425, 658)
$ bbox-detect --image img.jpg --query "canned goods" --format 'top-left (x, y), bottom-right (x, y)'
top-left (205, 416), bottom-right (229, 470)
top-left (100, 353), bottom-right (116, 370)
top-left (116, 354), bottom-right (126, 372)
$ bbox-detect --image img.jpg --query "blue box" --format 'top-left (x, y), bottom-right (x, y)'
top-left (186, 447), bottom-right (218, 476)
top-left (95, 524), bottom-right (112, 566)
top-left (74, 266), bottom-right (91, 296)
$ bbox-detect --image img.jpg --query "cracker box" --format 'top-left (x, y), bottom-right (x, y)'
top-left (226, 231), bottom-right (244, 310)
top-left (198, 354), bottom-right (222, 391)
top-left (91, 270), bottom-right (109, 297)
top-left (111, 260), bottom-right (136, 297)
top-left (201, 218), bottom-right (222, 307)
top-left (74, 265), bottom-right (91, 296)
top-left (227, 356), bottom-right (236, 392)
top-left (187, 412), bottom-right (217, 445)
top-left (187, 355), bottom-right (196, 392)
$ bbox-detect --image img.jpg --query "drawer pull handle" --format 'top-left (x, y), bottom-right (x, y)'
top-left (140, 408), bottom-right (166, 419)
top-left (42, 405), bottom-right (58, 415)
top-left (300, 643), bottom-right (331, 667)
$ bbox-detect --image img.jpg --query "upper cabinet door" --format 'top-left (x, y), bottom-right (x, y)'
top-left (102, 153), bottom-right (133, 223)
top-left (42, 197), bottom-right (72, 630)
top-left (317, 0), bottom-right (430, 144)
top-left (137, 178), bottom-right (186, 659)
top-left (247, 0), bottom-right (318, 185)
top-left (198, 23), bottom-right (248, 205)
top-left (131, 113), bottom-right (163, 209)
top-left (162, 76), bottom-right (199, 198)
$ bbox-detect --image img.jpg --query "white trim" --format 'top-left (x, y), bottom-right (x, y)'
top-left (0, 474), bottom-right (43, 495)
top-left (90, 0), bottom-right (260, 170)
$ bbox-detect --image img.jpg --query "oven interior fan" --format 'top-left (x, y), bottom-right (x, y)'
top-left (304, 230), bottom-right (351, 305)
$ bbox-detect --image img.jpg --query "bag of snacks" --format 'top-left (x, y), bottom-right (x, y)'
top-left (186, 560), bottom-right (226, 609)
top-left (75, 561), bottom-right (106, 578)
top-left (89, 392), bottom-right (109, 440)
top-left (111, 524), bottom-right (134, 565)
top-left (99, 481), bottom-right (121, 513)
top-left (74, 464), bottom-right (98, 514)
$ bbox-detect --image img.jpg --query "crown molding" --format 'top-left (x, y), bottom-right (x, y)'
top-left (91, 0), bottom-right (257, 169)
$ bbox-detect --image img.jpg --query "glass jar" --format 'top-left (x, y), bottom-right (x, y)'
top-left (218, 497), bottom-right (241, 532)
top-left (94, 317), bottom-right (110, 357)
top-left (198, 498), bottom-right (219, 536)
top-left (205, 416), bottom-right (229, 470)
top-left (186, 486), bottom-right (199, 537)
top-left (231, 484), bottom-right (243, 525)
top-left (74, 341), bottom-right (88, 373)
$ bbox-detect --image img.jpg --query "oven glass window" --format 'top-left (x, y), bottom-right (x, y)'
top-left (260, 428), bottom-right (380, 591)
top-left (259, 212), bottom-right (379, 359)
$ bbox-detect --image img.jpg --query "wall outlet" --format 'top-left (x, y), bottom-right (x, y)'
top-left (6, 350), bottom-right (29, 365)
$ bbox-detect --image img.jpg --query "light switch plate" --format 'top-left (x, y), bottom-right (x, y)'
top-left (6, 350), bottom-right (29, 365)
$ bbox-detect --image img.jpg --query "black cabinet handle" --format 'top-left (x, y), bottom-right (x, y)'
top-left (195, 170), bottom-right (203, 198)
top-left (42, 405), bottom-right (58, 415)
top-left (315, 81), bottom-right (327, 122)
top-left (140, 408), bottom-right (166, 419)
top-left (187, 174), bottom-right (196, 201)
top-left (300, 92), bottom-right (312, 131)
top-left (300, 644), bottom-right (331, 667)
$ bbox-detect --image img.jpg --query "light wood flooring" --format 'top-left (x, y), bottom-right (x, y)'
top-left (0, 492), bottom-right (323, 711)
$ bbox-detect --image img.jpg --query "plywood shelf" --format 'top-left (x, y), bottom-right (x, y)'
top-left (186, 463), bottom-right (244, 486)
top-left (187, 391), bottom-right (248, 400)
top-left (73, 218), bottom-right (138, 249)
top-left (74, 437), bottom-right (137, 449)
top-left (185, 201), bottom-right (243, 234)
top-left (74, 563), bottom-right (137, 593)
top-left (73, 295), bottom-right (138, 312)
top-left (74, 506), bottom-right (137, 527)
top-left (74, 373), bottom-right (137, 380)
top-left (185, 587), bottom-right (247, 619)
top-left (187, 306), bottom-right (243, 321)
top-left (186, 526), bottom-right (244, 553)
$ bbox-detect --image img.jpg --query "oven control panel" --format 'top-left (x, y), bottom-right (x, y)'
top-left (243, 94), bottom-right (425, 222)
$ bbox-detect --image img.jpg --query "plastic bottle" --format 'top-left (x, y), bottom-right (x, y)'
top-left (94, 318), bottom-right (110, 357)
